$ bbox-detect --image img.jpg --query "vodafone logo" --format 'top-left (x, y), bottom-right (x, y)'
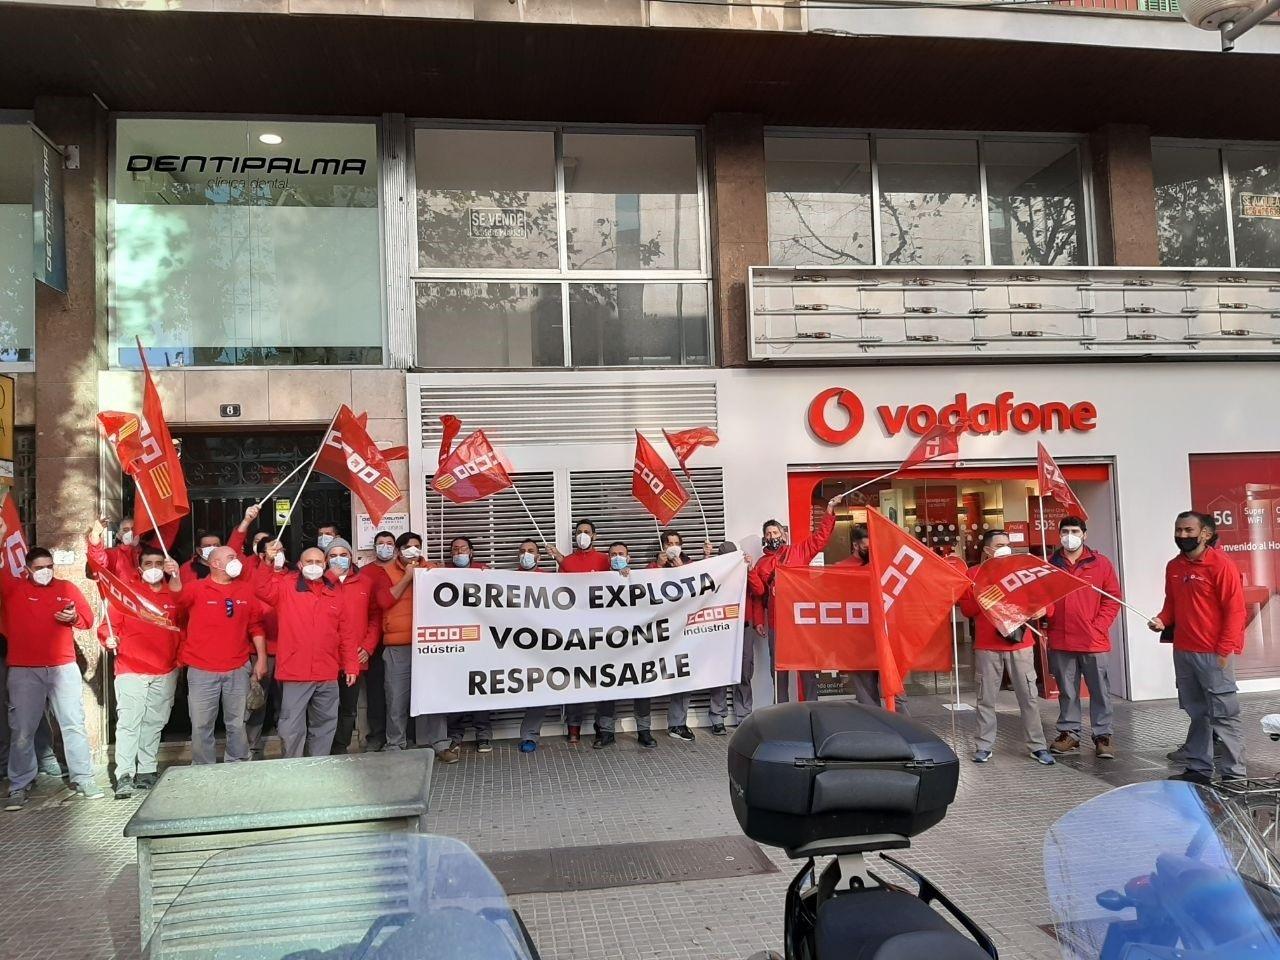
top-left (807, 387), bottom-right (865, 444)
top-left (807, 389), bottom-right (1097, 446)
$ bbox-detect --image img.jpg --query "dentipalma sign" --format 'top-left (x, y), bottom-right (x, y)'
top-left (807, 388), bottom-right (1098, 446)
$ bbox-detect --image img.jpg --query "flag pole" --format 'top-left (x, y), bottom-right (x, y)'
top-left (276, 411), bottom-right (337, 543)
top-left (510, 483), bottom-right (550, 555)
top-left (256, 452), bottom-right (318, 509)
top-left (832, 468), bottom-right (899, 505)
top-left (1090, 585), bottom-right (1155, 623)
top-left (679, 466), bottom-right (712, 546)
top-left (134, 483), bottom-right (172, 564)
top-left (1038, 491), bottom-right (1050, 561)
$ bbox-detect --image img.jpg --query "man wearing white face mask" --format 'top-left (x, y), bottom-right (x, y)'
top-left (650, 529), bottom-right (713, 743)
top-left (179, 506), bottom-right (254, 584)
top-left (173, 545), bottom-right (268, 765)
top-left (0, 520), bottom-right (101, 810)
top-left (1046, 516), bottom-right (1122, 759)
top-left (357, 530), bottom-right (398, 752)
top-left (256, 544), bottom-right (357, 758)
top-left (445, 537), bottom-right (494, 753)
top-left (552, 520), bottom-right (609, 744)
top-left (959, 529), bottom-right (1054, 766)
top-left (514, 539), bottom-right (552, 753)
top-left (324, 537), bottom-right (382, 755)
top-left (87, 519), bottom-right (182, 797)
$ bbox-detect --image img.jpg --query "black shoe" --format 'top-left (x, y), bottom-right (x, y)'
top-left (669, 725), bottom-right (695, 742)
top-left (363, 738), bottom-right (386, 753)
top-left (711, 722), bottom-right (727, 736)
top-left (592, 731), bottom-right (616, 750)
top-left (1169, 770), bottom-right (1212, 786)
top-left (476, 738), bottom-right (493, 754)
top-left (638, 731), bottom-right (657, 749)
top-left (114, 775), bottom-right (135, 800)
top-left (134, 773), bottom-right (158, 791)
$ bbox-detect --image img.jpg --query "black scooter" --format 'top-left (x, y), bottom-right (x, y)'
top-left (729, 700), bottom-right (998, 960)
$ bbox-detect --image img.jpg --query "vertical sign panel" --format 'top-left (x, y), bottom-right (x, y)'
top-left (31, 128), bottom-right (67, 293)
top-left (0, 375), bottom-right (14, 487)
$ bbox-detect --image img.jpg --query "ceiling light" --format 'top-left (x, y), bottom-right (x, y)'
top-left (258, 133), bottom-right (283, 145)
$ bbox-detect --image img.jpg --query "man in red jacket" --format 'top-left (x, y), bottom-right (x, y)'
top-left (2, 532), bottom-right (100, 810)
top-left (445, 536), bottom-right (494, 753)
top-left (88, 519), bottom-right (182, 798)
top-left (651, 528), bottom-right (714, 742)
top-left (748, 501), bottom-right (836, 703)
top-left (325, 537), bottom-right (381, 755)
top-left (1045, 516), bottom-right (1122, 759)
top-left (959, 530), bottom-right (1055, 767)
top-left (1149, 511), bottom-right (1246, 785)
top-left (551, 519), bottom-right (609, 744)
top-left (258, 543), bottom-right (358, 758)
top-left (174, 544), bottom-right (268, 765)
top-left (179, 508), bottom-right (253, 585)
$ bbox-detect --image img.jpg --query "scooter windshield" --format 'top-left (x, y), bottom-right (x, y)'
top-left (146, 832), bottom-right (537, 960)
top-left (1043, 781), bottom-right (1280, 960)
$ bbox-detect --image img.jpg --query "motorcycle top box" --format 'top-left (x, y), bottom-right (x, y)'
top-left (728, 701), bottom-right (960, 854)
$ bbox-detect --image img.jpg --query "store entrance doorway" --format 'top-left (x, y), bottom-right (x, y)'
top-left (786, 459), bottom-right (1127, 702)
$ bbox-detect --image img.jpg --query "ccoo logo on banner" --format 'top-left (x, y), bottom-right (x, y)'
top-left (409, 554), bottom-right (748, 714)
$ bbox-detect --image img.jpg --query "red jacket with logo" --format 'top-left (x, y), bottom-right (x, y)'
top-left (559, 549), bottom-right (610, 573)
top-left (1046, 547), bottom-right (1121, 654)
top-left (0, 566), bottom-right (93, 667)
top-left (253, 568), bottom-right (358, 682)
top-left (748, 512), bottom-right (836, 630)
top-left (1157, 547), bottom-right (1245, 657)
top-left (87, 540), bottom-right (181, 675)
top-left (176, 576), bottom-right (266, 673)
top-left (959, 563), bottom-right (1054, 652)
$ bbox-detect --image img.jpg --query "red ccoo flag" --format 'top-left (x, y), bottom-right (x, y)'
top-left (1037, 443), bottom-right (1088, 521)
top-left (772, 565), bottom-right (892, 679)
top-left (867, 509), bottom-right (971, 681)
top-left (314, 405), bottom-right (405, 526)
top-left (432, 429), bottom-right (513, 504)
top-left (0, 493), bottom-right (28, 574)
top-left (632, 431), bottom-right (689, 525)
top-left (662, 427), bottom-right (719, 468)
top-left (87, 552), bottom-right (180, 634)
top-left (116, 345), bottom-right (189, 541)
top-left (899, 418), bottom-right (967, 472)
top-left (969, 552), bottom-right (1089, 637)
top-left (438, 415), bottom-right (462, 466)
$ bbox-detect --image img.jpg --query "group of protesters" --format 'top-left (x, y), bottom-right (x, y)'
top-left (0, 494), bottom-right (1245, 809)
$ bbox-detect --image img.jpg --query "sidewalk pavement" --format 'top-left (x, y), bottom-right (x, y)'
top-left (2, 689), bottom-right (1277, 960)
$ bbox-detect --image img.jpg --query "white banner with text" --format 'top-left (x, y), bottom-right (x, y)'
top-left (410, 555), bottom-right (747, 714)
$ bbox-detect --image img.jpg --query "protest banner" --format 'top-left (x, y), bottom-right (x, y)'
top-left (410, 553), bottom-right (747, 714)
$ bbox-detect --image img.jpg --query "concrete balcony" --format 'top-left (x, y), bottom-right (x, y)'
top-left (749, 265), bottom-right (1280, 362)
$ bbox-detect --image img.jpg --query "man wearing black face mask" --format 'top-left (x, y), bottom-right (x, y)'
top-left (1149, 511), bottom-right (1246, 785)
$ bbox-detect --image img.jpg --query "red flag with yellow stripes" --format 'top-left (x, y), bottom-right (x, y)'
top-left (314, 404), bottom-right (405, 525)
top-left (632, 431), bottom-right (689, 525)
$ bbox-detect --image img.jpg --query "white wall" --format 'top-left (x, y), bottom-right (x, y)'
top-left (408, 361), bottom-right (1280, 702)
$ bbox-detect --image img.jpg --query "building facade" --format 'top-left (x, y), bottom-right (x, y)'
top-left (2, 0), bottom-right (1279, 750)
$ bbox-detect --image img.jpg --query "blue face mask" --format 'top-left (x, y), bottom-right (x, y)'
top-left (610, 555), bottom-right (628, 571)
top-left (453, 554), bottom-right (471, 568)
top-left (328, 555), bottom-right (351, 574)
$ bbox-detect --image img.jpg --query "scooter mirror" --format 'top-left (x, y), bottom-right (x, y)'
top-left (1095, 889), bottom-right (1130, 912)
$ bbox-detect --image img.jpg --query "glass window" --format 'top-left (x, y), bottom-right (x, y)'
top-left (1152, 145), bottom-right (1230, 267)
top-left (110, 118), bottom-right (383, 367)
top-left (0, 124), bottom-right (35, 362)
top-left (765, 136), bottom-right (873, 266)
top-left (562, 133), bottom-right (701, 271)
top-left (569, 282), bottom-right (709, 366)
top-left (1227, 147), bottom-right (1280, 269)
top-left (877, 138), bottom-right (983, 266)
top-left (415, 128), bottom-right (559, 270)
top-left (985, 141), bottom-right (1086, 266)
top-left (415, 281), bottom-right (563, 368)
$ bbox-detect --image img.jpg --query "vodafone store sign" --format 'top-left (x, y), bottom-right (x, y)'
top-left (807, 388), bottom-right (1097, 445)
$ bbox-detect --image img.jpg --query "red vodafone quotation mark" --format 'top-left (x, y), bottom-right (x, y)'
top-left (807, 388), bottom-right (865, 445)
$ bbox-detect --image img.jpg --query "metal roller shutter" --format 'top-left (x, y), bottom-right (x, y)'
top-left (421, 471), bottom-right (557, 569)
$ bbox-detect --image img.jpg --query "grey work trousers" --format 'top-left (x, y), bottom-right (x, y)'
top-left (1174, 649), bottom-right (1245, 779)
top-left (847, 671), bottom-right (910, 715)
top-left (0, 655), bottom-right (56, 774)
top-left (188, 663), bottom-right (252, 765)
top-left (596, 698), bottom-right (651, 733)
top-left (769, 625), bottom-right (818, 703)
top-left (244, 655), bottom-right (277, 756)
top-left (666, 691), bottom-right (693, 728)
top-left (564, 702), bottom-right (594, 728)
top-left (974, 647), bottom-right (1048, 753)
top-left (519, 706), bottom-right (547, 743)
top-left (382, 646), bottom-right (452, 752)
top-left (277, 680), bottom-right (340, 758)
top-left (447, 711), bottom-right (492, 742)
top-left (709, 629), bottom-right (756, 723)
top-left (1048, 651), bottom-right (1113, 739)
top-left (114, 670), bottom-right (178, 778)
top-left (6, 663), bottom-right (95, 792)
